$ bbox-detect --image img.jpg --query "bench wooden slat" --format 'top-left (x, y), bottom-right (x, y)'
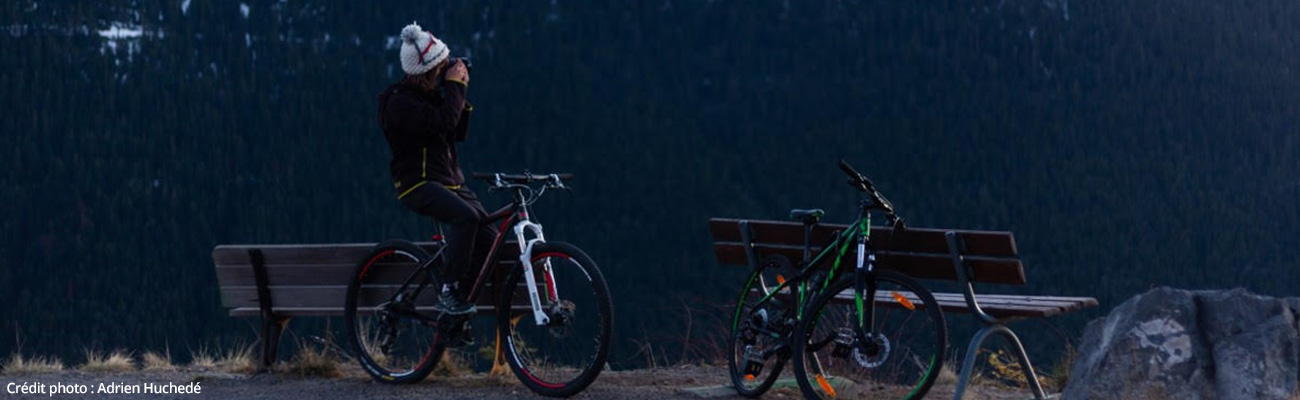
top-left (757, 288), bottom-right (1095, 319)
top-left (213, 242), bottom-right (520, 267)
top-left (927, 293), bottom-right (1098, 315)
top-left (228, 305), bottom-right (530, 317)
top-left (215, 260), bottom-right (519, 287)
top-left (827, 291), bottom-right (1097, 319)
top-left (713, 243), bottom-right (1026, 285)
top-left (708, 218), bottom-right (1017, 257)
top-left (219, 285), bottom-right (534, 310)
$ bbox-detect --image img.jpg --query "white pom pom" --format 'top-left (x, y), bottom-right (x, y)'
top-left (400, 23), bottom-right (423, 45)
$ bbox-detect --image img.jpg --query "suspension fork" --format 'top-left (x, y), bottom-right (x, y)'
top-left (513, 215), bottom-right (559, 327)
top-left (854, 217), bottom-right (878, 337)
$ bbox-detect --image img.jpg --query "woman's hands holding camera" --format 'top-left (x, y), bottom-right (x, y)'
top-left (446, 59), bottom-right (469, 85)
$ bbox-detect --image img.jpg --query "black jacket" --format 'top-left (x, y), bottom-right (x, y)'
top-left (377, 80), bottom-right (472, 197)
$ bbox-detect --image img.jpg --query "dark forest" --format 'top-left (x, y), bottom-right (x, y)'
top-left (2, 0), bottom-right (1297, 369)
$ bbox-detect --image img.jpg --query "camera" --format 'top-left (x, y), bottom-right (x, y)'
top-left (453, 57), bottom-right (472, 72)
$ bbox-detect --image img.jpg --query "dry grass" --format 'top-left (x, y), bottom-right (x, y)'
top-left (141, 349), bottom-right (177, 371)
top-left (188, 347), bottom-right (218, 369)
top-left (432, 351), bottom-right (470, 377)
top-left (983, 348), bottom-right (1051, 390)
top-left (933, 359), bottom-right (962, 387)
top-left (285, 340), bottom-right (342, 378)
top-left (79, 349), bottom-right (136, 372)
top-left (187, 344), bottom-right (254, 372)
top-left (2, 353), bottom-right (65, 375)
top-left (215, 344), bottom-right (257, 374)
top-left (1042, 346), bottom-right (1076, 392)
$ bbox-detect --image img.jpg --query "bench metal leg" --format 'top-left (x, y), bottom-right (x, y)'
top-left (952, 324), bottom-right (1047, 400)
top-left (259, 316), bottom-right (290, 372)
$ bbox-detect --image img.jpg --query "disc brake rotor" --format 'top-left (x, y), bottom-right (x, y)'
top-left (547, 299), bottom-right (576, 338)
top-left (851, 332), bottom-right (890, 368)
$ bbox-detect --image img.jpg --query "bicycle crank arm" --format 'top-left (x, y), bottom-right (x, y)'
top-left (759, 343), bottom-right (788, 359)
top-left (806, 335), bottom-right (837, 353)
top-left (388, 307), bottom-right (442, 327)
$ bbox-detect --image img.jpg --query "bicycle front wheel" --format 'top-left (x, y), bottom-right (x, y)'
top-left (498, 241), bottom-right (613, 397)
top-left (345, 240), bottom-right (445, 384)
top-left (793, 270), bottom-right (946, 400)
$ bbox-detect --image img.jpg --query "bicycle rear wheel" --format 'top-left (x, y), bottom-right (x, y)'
top-left (498, 241), bottom-right (613, 397)
top-left (345, 240), bottom-right (446, 384)
top-left (793, 270), bottom-right (946, 400)
top-left (728, 255), bottom-right (797, 397)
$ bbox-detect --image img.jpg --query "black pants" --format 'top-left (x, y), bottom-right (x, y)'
top-left (400, 183), bottom-right (499, 298)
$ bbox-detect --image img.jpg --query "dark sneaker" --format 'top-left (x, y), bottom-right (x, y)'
top-left (434, 292), bottom-right (476, 316)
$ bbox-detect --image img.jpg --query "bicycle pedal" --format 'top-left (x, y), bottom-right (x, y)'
top-left (742, 344), bottom-right (766, 376)
top-left (442, 324), bottom-right (474, 348)
top-left (445, 334), bottom-right (476, 349)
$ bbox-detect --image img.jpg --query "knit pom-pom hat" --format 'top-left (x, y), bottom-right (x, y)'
top-left (399, 22), bottom-right (449, 75)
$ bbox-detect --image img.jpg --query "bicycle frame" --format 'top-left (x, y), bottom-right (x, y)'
top-left (748, 203), bottom-right (880, 335)
top-left (465, 188), bottom-right (560, 327)
top-left (754, 209), bottom-right (873, 318)
top-left (387, 186), bottom-right (561, 328)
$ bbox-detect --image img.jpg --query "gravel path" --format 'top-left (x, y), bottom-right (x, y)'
top-left (2, 365), bottom-right (1035, 400)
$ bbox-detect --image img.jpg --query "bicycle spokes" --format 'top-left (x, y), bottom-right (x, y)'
top-left (347, 244), bottom-right (444, 381)
top-left (797, 273), bottom-right (945, 400)
top-left (499, 244), bottom-right (612, 397)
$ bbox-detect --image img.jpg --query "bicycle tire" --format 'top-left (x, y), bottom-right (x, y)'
top-left (727, 266), bottom-right (793, 397)
top-left (497, 241), bottom-right (613, 397)
top-left (792, 270), bottom-right (947, 400)
top-left (345, 240), bottom-right (446, 384)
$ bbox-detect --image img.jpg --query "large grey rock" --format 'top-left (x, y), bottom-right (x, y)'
top-left (1063, 287), bottom-right (1300, 400)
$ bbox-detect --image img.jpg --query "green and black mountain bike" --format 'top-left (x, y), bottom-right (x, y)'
top-left (728, 161), bottom-right (947, 400)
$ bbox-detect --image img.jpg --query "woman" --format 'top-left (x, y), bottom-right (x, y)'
top-left (376, 22), bottom-right (492, 316)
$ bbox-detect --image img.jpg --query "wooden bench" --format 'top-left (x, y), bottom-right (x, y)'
top-left (708, 217), bottom-right (1097, 400)
top-left (212, 241), bottom-right (525, 370)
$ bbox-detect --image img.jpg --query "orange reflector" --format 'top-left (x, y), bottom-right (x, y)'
top-left (816, 374), bottom-right (837, 397)
top-left (892, 291), bottom-right (916, 310)
top-left (744, 374), bottom-right (756, 381)
top-left (776, 275), bottom-right (786, 285)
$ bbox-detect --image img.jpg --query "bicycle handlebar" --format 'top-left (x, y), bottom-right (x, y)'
top-left (837, 160), bottom-right (897, 219)
top-left (470, 172), bottom-right (574, 183)
top-left (838, 160), bottom-right (874, 191)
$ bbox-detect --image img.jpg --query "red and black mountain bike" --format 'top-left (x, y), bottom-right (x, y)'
top-left (344, 172), bottom-right (613, 398)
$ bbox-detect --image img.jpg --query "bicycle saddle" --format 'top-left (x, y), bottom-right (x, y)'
top-left (789, 209), bottom-right (825, 224)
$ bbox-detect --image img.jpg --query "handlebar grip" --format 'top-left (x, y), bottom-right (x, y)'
top-left (554, 173), bottom-right (574, 180)
top-left (838, 160), bottom-right (862, 179)
top-left (470, 172), bottom-right (497, 180)
top-left (838, 160), bottom-right (876, 190)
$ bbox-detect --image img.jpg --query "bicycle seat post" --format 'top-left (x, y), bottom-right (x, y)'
top-left (432, 220), bottom-right (446, 243)
top-left (802, 221), bottom-right (814, 264)
top-left (788, 209), bottom-right (825, 264)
